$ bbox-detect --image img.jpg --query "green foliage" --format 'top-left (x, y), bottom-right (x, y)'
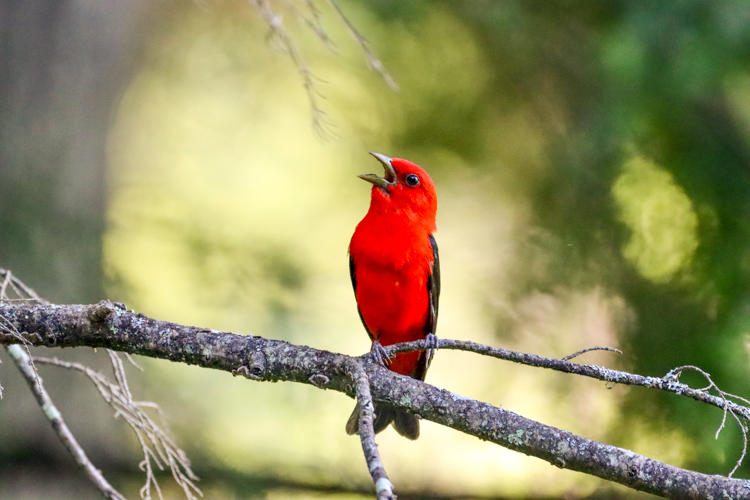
top-left (436, 0), bottom-right (750, 474)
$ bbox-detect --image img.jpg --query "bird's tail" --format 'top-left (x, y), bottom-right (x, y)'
top-left (345, 402), bottom-right (420, 440)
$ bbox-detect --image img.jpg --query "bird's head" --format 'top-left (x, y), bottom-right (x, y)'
top-left (359, 152), bottom-right (437, 230)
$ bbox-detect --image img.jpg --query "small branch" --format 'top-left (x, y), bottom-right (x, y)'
top-left (1, 272), bottom-right (200, 499)
top-left (665, 365), bottom-right (749, 477)
top-left (345, 360), bottom-right (395, 500)
top-left (250, 0), bottom-right (337, 139)
top-left (0, 270), bottom-right (12, 299)
top-left (5, 344), bottom-right (127, 500)
top-left (285, 0), bottom-right (338, 51)
top-left (562, 345), bottom-right (622, 361)
top-left (246, 0), bottom-right (397, 138)
top-left (31, 354), bottom-right (202, 500)
top-left (324, 0), bottom-right (399, 90)
top-left (0, 267), bottom-right (49, 305)
top-left (384, 338), bottom-right (750, 424)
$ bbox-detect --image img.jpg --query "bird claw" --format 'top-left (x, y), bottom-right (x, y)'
top-left (425, 333), bottom-right (438, 350)
top-left (371, 341), bottom-right (392, 367)
top-left (424, 333), bottom-right (438, 369)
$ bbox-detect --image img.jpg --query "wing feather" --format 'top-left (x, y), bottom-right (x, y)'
top-left (413, 235), bottom-right (440, 381)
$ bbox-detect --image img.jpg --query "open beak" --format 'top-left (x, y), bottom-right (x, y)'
top-left (359, 152), bottom-right (397, 189)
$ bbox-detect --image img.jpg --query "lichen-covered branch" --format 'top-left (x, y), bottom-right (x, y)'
top-left (2, 301), bottom-right (750, 500)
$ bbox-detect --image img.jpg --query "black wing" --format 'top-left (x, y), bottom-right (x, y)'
top-left (425, 234), bottom-right (440, 337)
top-left (413, 234), bottom-right (440, 381)
top-left (350, 255), bottom-right (375, 341)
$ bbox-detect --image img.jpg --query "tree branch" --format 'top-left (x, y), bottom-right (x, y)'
top-left (384, 338), bottom-right (750, 428)
top-left (345, 359), bottom-right (395, 500)
top-left (1, 301), bottom-right (749, 500)
top-left (0, 269), bottom-right (200, 500)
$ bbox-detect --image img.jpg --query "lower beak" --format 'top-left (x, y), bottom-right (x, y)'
top-left (359, 152), bottom-right (397, 189)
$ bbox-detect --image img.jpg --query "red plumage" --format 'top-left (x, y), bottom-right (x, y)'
top-left (346, 153), bottom-right (440, 440)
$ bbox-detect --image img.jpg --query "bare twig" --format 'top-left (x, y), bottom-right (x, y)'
top-left (246, 0), bottom-right (397, 138)
top-left (323, 0), bottom-right (398, 90)
top-left (345, 360), bottom-right (395, 500)
top-left (0, 270), bottom-right (199, 499)
top-left (284, 0), bottom-right (337, 51)
top-left (32, 354), bottom-right (202, 500)
top-left (384, 338), bottom-right (750, 424)
top-left (0, 267), bottom-right (49, 304)
top-left (6, 344), bottom-right (127, 500)
top-left (0, 270), bottom-right (12, 299)
top-left (250, 0), bottom-right (337, 139)
top-left (562, 345), bottom-right (622, 361)
top-left (386, 338), bottom-right (750, 479)
top-left (665, 365), bottom-right (749, 477)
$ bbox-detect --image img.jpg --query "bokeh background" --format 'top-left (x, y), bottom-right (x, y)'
top-left (2, 1), bottom-right (750, 498)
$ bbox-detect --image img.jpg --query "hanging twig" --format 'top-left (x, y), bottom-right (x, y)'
top-left (31, 355), bottom-right (202, 500)
top-left (246, 0), bottom-right (398, 138)
top-left (665, 365), bottom-right (749, 477)
top-left (5, 344), bottom-right (127, 500)
top-left (323, 0), bottom-right (398, 90)
top-left (250, 0), bottom-right (337, 139)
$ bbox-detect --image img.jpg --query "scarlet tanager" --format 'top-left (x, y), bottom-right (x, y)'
top-left (345, 152), bottom-right (440, 440)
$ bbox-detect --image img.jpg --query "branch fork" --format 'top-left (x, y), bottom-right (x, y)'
top-left (3, 299), bottom-right (750, 500)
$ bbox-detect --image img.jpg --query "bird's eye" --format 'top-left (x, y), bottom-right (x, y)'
top-left (405, 174), bottom-right (420, 187)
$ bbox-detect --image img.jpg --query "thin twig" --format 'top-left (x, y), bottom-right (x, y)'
top-left (562, 345), bottom-right (622, 361)
top-left (665, 365), bottom-right (748, 477)
top-left (0, 271), bottom-right (11, 299)
top-left (384, 338), bottom-right (750, 478)
top-left (0, 270), bottom-right (199, 499)
top-left (324, 0), bottom-right (398, 90)
top-left (32, 355), bottom-right (202, 500)
top-left (285, 0), bottom-right (337, 51)
top-left (345, 360), bottom-right (395, 500)
top-left (6, 344), bottom-right (127, 500)
top-left (246, 0), bottom-right (396, 138)
top-left (0, 267), bottom-right (49, 304)
top-left (383, 339), bottom-right (750, 420)
top-left (250, 0), bottom-right (337, 139)
top-left (125, 352), bottom-right (145, 372)
top-left (0, 269), bottom-right (44, 394)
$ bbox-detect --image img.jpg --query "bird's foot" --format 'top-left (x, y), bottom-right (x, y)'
top-left (425, 333), bottom-right (439, 350)
top-left (371, 341), bottom-right (392, 367)
top-left (424, 333), bottom-right (438, 368)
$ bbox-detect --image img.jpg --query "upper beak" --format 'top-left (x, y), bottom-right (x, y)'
top-left (359, 152), bottom-right (397, 189)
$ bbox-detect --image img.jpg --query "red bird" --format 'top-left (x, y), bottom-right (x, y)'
top-left (346, 152), bottom-right (440, 440)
